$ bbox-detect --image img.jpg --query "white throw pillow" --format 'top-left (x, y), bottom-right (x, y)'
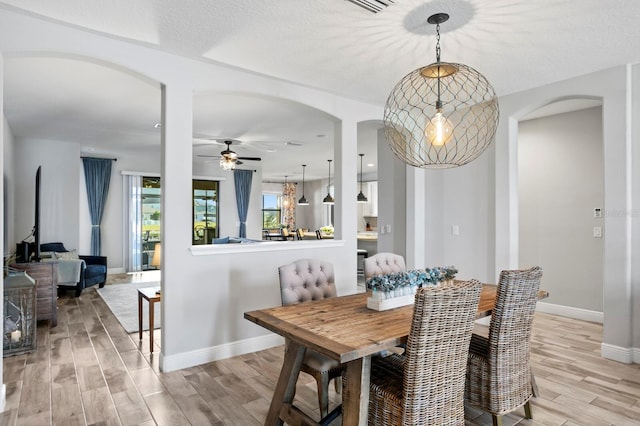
top-left (55, 249), bottom-right (79, 260)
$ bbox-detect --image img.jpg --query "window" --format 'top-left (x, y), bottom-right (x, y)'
top-left (142, 177), bottom-right (161, 270)
top-left (132, 177), bottom-right (221, 272)
top-left (262, 193), bottom-right (282, 229)
top-left (193, 180), bottom-right (219, 245)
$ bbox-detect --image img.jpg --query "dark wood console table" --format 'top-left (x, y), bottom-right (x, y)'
top-left (11, 262), bottom-right (58, 327)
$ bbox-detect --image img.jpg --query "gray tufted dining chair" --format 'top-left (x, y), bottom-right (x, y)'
top-left (278, 259), bottom-right (343, 419)
top-left (364, 252), bottom-right (406, 280)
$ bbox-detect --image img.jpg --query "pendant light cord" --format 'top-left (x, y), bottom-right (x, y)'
top-left (359, 154), bottom-right (364, 192)
top-left (435, 21), bottom-right (442, 109)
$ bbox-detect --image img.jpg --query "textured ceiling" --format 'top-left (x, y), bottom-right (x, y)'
top-left (2, 0), bottom-right (640, 179)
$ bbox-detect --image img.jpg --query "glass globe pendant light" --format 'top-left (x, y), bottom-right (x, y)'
top-left (383, 12), bottom-right (499, 168)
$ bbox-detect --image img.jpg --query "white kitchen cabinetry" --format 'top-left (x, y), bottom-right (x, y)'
top-left (363, 181), bottom-right (378, 217)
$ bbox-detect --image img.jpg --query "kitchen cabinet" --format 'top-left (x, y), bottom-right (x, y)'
top-left (363, 181), bottom-right (378, 217)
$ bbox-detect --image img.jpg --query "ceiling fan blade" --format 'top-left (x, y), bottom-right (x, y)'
top-left (197, 155), bottom-right (221, 158)
top-left (237, 156), bottom-right (262, 161)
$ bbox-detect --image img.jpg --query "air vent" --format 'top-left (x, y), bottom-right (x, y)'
top-left (346, 0), bottom-right (394, 13)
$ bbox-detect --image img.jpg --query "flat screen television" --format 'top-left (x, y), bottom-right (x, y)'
top-left (16, 166), bottom-right (41, 262)
top-left (33, 166), bottom-right (41, 262)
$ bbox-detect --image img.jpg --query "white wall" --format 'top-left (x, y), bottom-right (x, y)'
top-left (377, 129), bottom-right (406, 257)
top-left (14, 138), bottom-right (79, 251)
top-left (633, 64), bottom-right (640, 357)
top-left (0, 8), bottom-right (381, 373)
top-left (3, 115), bottom-right (14, 253)
top-left (0, 56), bottom-right (5, 410)
top-left (417, 64), bottom-right (638, 361)
top-left (423, 149), bottom-right (494, 282)
top-left (496, 66), bottom-right (636, 362)
top-left (296, 178), bottom-right (332, 231)
top-left (518, 107), bottom-right (604, 312)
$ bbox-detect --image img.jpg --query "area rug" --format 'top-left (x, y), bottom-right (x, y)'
top-left (97, 281), bottom-right (161, 333)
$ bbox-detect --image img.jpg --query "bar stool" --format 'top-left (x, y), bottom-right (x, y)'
top-left (357, 248), bottom-right (368, 276)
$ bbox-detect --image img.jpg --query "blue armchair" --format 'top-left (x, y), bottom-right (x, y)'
top-left (40, 242), bottom-right (108, 297)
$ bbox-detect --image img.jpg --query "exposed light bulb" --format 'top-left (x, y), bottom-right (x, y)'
top-left (425, 109), bottom-right (453, 147)
top-left (220, 158), bottom-right (236, 170)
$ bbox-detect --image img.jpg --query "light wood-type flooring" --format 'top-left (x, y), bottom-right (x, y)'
top-left (2, 273), bottom-right (640, 425)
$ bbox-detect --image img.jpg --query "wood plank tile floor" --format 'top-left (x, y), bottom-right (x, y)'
top-left (2, 274), bottom-right (640, 425)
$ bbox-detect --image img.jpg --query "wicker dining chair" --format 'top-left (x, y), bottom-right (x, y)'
top-left (278, 259), bottom-right (343, 419)
top-left (365, 279), bottom-right (482, 425)
top-left (465, 266), bottom-right (543, 426)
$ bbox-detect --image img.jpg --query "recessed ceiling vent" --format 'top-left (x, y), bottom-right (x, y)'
top-left (346, 0), bottom-right (395, 13)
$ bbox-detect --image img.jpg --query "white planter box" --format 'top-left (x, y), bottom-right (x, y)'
top-left (366, 294), bottom-right (415, 311)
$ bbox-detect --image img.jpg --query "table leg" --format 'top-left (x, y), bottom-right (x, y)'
top-left (265, 339), bottom-right (306, 426)
top-left (149, 300), bottom-right (155, 353)
top-left (138, 292), bottom-right (143, 341)
top-left (342, 355), bottom-right (371, 426)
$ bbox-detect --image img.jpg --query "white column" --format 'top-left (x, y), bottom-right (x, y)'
top-left (0, 52), bottom-right (6, 411)
top-left (159, 81), bottom-right (193, 370)
top-left (405, 166), bottom-right (426, 269)
top-left (334, 119), bottom-right (358, 293)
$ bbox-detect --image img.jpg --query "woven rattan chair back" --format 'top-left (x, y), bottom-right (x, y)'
top-left (466, 266), bottom-right (543, 424)
top-left (366, 280), bottom-right (482, 425)
top-left (403, 280), bottom-right (481, 424)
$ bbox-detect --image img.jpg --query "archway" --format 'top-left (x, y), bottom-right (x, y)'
top-left (517, 98), bottom-right (604, 322)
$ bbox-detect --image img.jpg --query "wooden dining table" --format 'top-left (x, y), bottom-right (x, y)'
top-left (244, 284), bottom-right (548, 426)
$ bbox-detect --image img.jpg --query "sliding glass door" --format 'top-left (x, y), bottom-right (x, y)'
top-left (125, 176), bottom-right (220, 271)
top-left (193, 180), bottom-right (219, 245)
top-left (141, 177), bottom-right (161, 270)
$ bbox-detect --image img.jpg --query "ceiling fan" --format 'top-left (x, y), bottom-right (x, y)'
top-left (197, 140), bottom-right (262, 170)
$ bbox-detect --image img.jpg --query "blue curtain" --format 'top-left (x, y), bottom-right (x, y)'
top-left (234, 169), bottom-right (253, 238)
top-left (82, 158), bottom-right (113, 255)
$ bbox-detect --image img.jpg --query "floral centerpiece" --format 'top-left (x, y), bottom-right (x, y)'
top-left (366, 266), bottom-right (458, 310)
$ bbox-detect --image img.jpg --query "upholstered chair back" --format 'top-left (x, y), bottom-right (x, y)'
top-left (364, 252), bottom-right (406, 280)
top-left (278, 259), bottom-right (337, 306)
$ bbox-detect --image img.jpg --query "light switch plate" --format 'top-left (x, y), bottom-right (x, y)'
top-left (593, 226), bottom-right (602, 238)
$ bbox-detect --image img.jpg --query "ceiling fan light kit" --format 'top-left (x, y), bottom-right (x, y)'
top-left (216, 140), bottom-right (262, 170)
top-left (383, 12), bottom-right (499, 169)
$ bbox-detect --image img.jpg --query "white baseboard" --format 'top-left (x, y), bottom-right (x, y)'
top-left (535, 302), bottom-right (603, 323)
top-left (0, 383), bottom-right (6, 413)
top-left (160, 333), bottom-right (285, 372)
top-left (600, 343), bottom-right (639, 364)
top-left (107, 267), bottom-right (126, 275)
top-left (157, 304), bottom-right (633, 372)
